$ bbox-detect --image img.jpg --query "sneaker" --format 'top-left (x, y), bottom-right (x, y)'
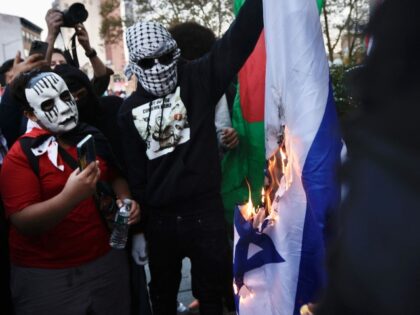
top-left (177, 301), bottom-right (188, 314)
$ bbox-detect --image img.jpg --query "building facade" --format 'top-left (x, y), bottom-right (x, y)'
top-left (0, 13), bottom-right (42, 63)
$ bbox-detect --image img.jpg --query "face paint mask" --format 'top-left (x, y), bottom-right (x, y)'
top-left (125, 21), bottom-right (181, 97)
top-left (25, 72), bottom-right (79, 134)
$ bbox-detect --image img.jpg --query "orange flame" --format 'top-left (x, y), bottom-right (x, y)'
top-left (240, 141), bottom-right (290, 220)
top-left (261, 187), bottom-right (265, 206)
top-left (263, 144), bottom-right (289, 215)
top-left (240, 179), bottom-right (256, 221)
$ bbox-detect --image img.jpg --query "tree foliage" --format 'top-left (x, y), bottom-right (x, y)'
top-left (322, 0), bottom-right (369, 64)
top-left (330, 63), bottom-right (366, 120)
top-left (133, 0), bottom-right (234, 36)
top-left (100, 0), bottom-right (124, 44)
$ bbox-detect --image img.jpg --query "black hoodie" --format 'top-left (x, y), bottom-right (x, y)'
top-left (118, 0), bottom-right (263, 215)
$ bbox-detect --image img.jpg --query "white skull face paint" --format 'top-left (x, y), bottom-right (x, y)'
top-left (25, 72), bottom-right (79, 133)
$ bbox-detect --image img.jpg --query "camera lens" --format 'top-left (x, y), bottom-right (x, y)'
top-left (62, 3), bottom-right (88, 27)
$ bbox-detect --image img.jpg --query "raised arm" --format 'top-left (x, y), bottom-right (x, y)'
top-left (45, 9), bottom-right (63, 66)
top-left (197, 0), bottom-right (264, 104)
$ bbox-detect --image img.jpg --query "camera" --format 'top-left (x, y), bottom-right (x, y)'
top-left (61, 3), bottom-right (88, 27)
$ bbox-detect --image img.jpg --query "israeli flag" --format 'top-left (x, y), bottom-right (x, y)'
top-left (233, 0), bottom-right (343, 314)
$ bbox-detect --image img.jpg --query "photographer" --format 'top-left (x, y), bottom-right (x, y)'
top-left (45, 9), bottom-right (113, 96)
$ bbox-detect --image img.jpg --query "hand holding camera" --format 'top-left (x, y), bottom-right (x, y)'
top-left (45, 3), bottom-right (88, 42)
top-left (45, 9), bottom-right (63, 40)
top-left (75, 23), bottom-right (93, 54)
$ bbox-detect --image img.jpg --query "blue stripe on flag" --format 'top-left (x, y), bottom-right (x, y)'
top-left (294, 81), bottom-right (342, 314)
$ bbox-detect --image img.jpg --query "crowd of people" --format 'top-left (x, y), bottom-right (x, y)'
top-left (1, 0), bottom-right (418, 314)
top-left (0, 0), bottom-right (246, 314)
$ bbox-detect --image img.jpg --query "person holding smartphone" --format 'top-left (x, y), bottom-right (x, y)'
top-left (0, 70), bottom-right (140, 315)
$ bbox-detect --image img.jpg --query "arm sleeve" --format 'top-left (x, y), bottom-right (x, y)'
top-left (197, 0), bottom-right (263, 105)
top-left (91, 67), bottom-right (114, 97)
top-left (117, 104), bottom-right (148, 206)
top-left (118, 104), bottom-right (149, 233)
top-left (214, 95), bottom-right (232, 150)
top-left (0, 143), bottom-right (41, 217)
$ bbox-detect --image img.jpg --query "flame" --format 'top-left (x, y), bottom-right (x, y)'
top-left (238, 284), bottom-right (254, 301)
top-left (261, 187), bottom-right (265, 206)
top-left (240, 179), bottom-right (256, 221)
top-left (263, 145), bottom-right (288, 215)
top-left (240, 142), bottom-right (290, 221)
top-left (233, 282), bottom-right (254, 302)
top-left (236, 135), bottom-right (292, 305)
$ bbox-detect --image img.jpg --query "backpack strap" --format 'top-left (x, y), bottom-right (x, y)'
top-left (19, 138), bottom-right (40, 177)
top-left (19, 137), bottom-right (79, 176)
top-left (57, 145), bottom-right (78, 170)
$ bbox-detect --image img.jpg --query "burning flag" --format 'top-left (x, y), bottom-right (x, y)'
top-left (233, 0), bottom-right (343, 314)
top-left (220, 0), bottom-right (266, 225)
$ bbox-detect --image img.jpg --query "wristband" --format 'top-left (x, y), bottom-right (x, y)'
top-left (85, 48), bottom-right (97, 59)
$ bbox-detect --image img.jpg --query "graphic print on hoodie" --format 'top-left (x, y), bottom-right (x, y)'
top-left (132, 87), bottom-right (190, 159)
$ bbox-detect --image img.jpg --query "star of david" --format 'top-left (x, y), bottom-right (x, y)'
top-left (233, 207), bottom-right (285, 310)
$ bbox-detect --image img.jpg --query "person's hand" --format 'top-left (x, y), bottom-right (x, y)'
top-left (300, 303), bottom-right (317, 315)
top-left (131, 233), bottom-right (148, 265)
top-left (7, 52), bottom-right (47, 84)
top-left (45, 9), bottom-right (63, 41)
top-left (75, 23), bottom-right (92, 52)
top-left (222, 127), bottom-right (239, 149)
top-left (117, 199), bottom-right (141, 225)
top-left (61, 161), bottom-right (100, 204)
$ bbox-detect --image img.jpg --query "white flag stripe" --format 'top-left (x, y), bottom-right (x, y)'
top-left (234, 0), bottom-right (339, 314)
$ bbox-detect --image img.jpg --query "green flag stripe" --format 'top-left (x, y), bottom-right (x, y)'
top-left (222, 0), bottom-right (325, 224)
top-left (221, 88), bottom-right (265, 224)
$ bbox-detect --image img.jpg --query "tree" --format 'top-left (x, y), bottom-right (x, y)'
top-left (133, 0), bottom-right (234, 36)
top-left (100, 0), bottom-right (124, 44)
top-left (322, 0), bottom-right (369, 64)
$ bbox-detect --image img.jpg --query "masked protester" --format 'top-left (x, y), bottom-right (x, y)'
top-left (53, 64), bottom-right (101, 127)
top-left (118, 1), bottom-right (263, 314)
top-left (0, 71), bottom-right (140, 315)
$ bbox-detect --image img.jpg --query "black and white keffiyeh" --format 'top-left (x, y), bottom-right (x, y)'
top-left (125, 21), bottom-right (181, 97)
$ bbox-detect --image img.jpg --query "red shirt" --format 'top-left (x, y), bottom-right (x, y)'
top-left (0, 128), bottom-right (113, 268)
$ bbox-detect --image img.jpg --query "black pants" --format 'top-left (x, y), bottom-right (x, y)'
top-left (146, 210), bottom-right (231, 315)
top-left (129, 256), bottom-right (152, 315)
top-left (0, 200), bottom-right (13, 315)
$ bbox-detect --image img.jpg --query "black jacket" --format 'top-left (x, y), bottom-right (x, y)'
top-left (118, 0), bottom-right (263, 215)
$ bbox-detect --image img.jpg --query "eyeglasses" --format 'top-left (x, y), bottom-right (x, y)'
top-left (137, 50), bottom-right (175, 70)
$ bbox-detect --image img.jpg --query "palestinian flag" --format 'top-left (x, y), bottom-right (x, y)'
top-left (221, 0), bottom-right (325, 224)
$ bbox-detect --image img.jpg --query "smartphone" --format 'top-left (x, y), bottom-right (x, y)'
top-left (28, 40), bottom-right (49, 58)
top-left (76, 134), bottom-right (96, 170)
